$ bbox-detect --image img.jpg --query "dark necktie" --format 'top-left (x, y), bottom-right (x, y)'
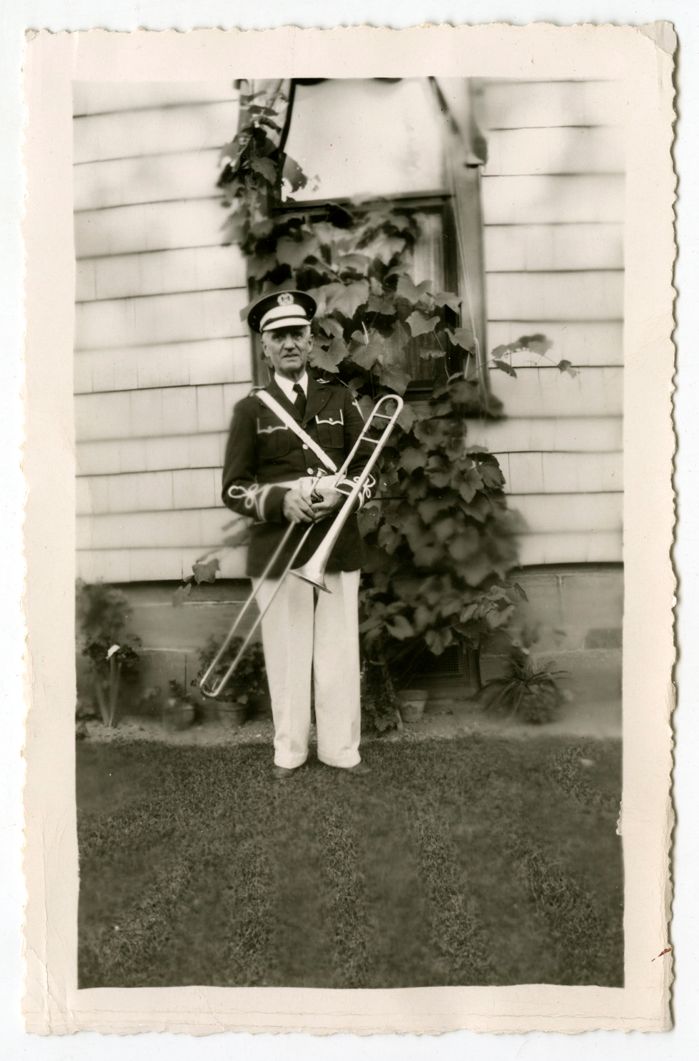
top-left (292, 382), bottom-right (306, 418)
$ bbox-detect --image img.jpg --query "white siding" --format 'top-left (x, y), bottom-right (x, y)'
top-left (479, 78), bottom-right (625, 565)
top-left (74, 85), bottom-right (246, 581)
top-left (75, 78), bottom-right (625, 581)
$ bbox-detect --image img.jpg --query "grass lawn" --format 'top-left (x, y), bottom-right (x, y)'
top-left (77, 734), bottom-right (623, 989)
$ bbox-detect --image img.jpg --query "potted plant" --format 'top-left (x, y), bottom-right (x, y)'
top-left (75, 580), bottom-right (142, 728)
top-left (162, 680), bottom-right (196, 732)
top-left (476, 648), bottom-right (567, 725)
top-left (194, 635), bottom-right (267, 728)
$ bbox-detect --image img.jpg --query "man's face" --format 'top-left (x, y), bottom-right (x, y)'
top-left (261, 325), bottom-right (313, 381)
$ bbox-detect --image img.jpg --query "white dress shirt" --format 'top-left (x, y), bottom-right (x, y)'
top-left (274, 371), bottom-right (308, 404)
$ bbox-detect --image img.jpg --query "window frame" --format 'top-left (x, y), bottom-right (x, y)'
top-left (250, 192), bottom-right (473, 395)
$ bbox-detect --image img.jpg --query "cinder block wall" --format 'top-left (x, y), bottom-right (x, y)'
top-left (121, 563), bottom-right (622, 712)
top-left (481, 564), bottom-right (623, 702)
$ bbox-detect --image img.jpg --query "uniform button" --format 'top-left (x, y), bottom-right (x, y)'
top-left (306, 467), bottom-right (314, 474)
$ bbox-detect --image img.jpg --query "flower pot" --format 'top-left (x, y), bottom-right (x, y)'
top-left (162, 699), bottom-right (195, 732)
top-left (398, 688), bottom-right (429, 724)
top-left (216, 701), bottom-right (248, 728)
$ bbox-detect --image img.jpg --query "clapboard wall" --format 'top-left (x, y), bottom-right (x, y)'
top-left (472, 79), bottom-right (624, 565)
top-left (74, 83), bottom-right (249, 582)
top-left (74, 79), bottom-right (624, 583)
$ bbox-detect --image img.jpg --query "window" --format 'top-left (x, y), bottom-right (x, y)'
top-left (250, 78), bottom-right (487, 395)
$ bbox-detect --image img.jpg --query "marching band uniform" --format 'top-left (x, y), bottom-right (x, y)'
top-left (221, 291), bottom-right (373, 773)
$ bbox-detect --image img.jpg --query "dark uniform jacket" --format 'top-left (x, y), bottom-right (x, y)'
top-left (222, 373), bottom-right (374, 578)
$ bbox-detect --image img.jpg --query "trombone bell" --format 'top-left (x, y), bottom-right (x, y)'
top-left (290, 557), bottom-right (329, 592)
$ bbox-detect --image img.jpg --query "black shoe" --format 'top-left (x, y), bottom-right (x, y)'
top-left (341, 761), bottom-right (371, 776)
top-left (273, 765), bottom-right (301, 781)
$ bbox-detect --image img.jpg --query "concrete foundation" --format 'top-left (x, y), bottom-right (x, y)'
top-left (105, 563), bottom-right (622, 715)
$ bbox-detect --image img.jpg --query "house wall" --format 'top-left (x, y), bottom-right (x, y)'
top-left (73, 80), bottom-right (623, 705)
top-left (74, 83), bottom-right (248, 583)
top-left (472, 79), bottom-right (624, 566)
top-left (75, 78), bottom-right (623, 582)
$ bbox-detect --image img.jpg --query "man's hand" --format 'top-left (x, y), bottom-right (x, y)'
top-left (282, 489), bottom-right (316, 524)
top-left (309, 475), bottom-right (343, 521)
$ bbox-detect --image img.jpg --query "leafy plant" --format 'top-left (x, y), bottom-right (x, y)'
top-left (358, 374), bottom-right (527, 674)
top-left (75, 580), bottom-right (142, 728)
top-left (166, 679), bottom-right (197, 706)
top-left (360, 656), bottom-right (402, 735)
top-left (194, 635), bottom-right (267, 706)
top-left (477, 649), bottom-right (567, 725)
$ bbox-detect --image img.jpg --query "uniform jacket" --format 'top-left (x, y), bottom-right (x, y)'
top-left (222, 373), bottom-right (374, 578)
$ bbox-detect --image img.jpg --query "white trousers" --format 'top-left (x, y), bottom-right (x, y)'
top-left (257, 570), bottom-right (362, 769)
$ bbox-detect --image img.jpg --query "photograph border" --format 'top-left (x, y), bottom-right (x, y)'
top-left (21, 22), bottom-right (675, 1035)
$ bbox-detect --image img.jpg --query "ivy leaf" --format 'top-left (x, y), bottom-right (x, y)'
top-left (492, 359), bottom-right (518, 377)
top-left (192, 558), bottom-right (220, 585)
top-left (517, 333), bottom-right (553, 356)
top-left (406, 311), bottom-right (441, 338)
top-left (339, 252), bottom-right (371, 275)
top-left (248, 253), bottom-right (280, 280)
top-left (397, 403), bottom-right (417, 432)
top-left (446, 325), bottom-right (476, 352)
top-left (310, 336), bottom-right (347, 373)
top-left (276, 235), bottom-right (320, 268)
top-left (221, 213), bottom-right (248, 246)
top-left (379, 362), bottom-right (411, 395)
top-left (367, 293), bottom-right (398, 316)
top-left (378, 524), bottom-right (401, 554)
top-left (414, 544), bottom-right (443, 569)
top-left (357, 395), bottom-right (376, 421)
top-left (425, 455), bottom-right (452, 488)
top-left (400, 447), bottom-right (427, 473)
top-left (317, 315), bottom-right (345, 340)
top-left (458, 467), bottom-right (484, 503)
top-left (324, 280), bottom-right (370, 318)
top-left (478, 462), bottom-right (505, 490)
top-left (557, 359), bottom-right (579, 377)
top-left (448, 528), bottom-right (480, 562)
top-left (250, 157), bottom-right (277, 183)
top-left (417, 497), bottom-right (446, 523)
top-left (414, 604), bottom-right (435, 632)
top-left (432, 290), bottom-right (462, 312)
top-left (396, 275), bottom-right (432, 305)
top-left (414, 418), bottom-right (450, 450)
top-left (369, 233), bottom-right (408, 265)
top-left (281, 155), bottom-right (308, 193)
top-left (352, 346), bottom-right (378, 370)
top-left (425, 628), bottom-right (453, 655)
top-left (386, 615), bottom-right (415, 640)
top-left (433, 516), bottom-right (457, 543)
top-left (462, 554), bottom-right (498, 588)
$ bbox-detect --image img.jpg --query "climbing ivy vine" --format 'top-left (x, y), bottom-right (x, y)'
top-left (215, 86), bottom-right (572, 725)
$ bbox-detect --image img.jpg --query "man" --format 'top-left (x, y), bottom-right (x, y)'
top-left (222, 290), bottom-right (373, 779)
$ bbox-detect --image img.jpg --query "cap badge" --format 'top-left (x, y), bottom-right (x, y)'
top-left (277, 292), bottom-right (294, 306)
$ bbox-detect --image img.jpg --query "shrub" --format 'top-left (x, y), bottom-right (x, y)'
top-left (477, 649), bottom-right (566, 725)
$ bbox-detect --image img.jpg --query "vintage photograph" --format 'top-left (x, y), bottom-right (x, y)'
top-left (72, 75), bottom-right (625, 990)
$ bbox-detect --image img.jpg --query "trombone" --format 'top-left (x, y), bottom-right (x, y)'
top-left (199, 393), bottom-right (403, 699)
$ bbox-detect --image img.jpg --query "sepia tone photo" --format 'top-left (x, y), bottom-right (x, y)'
top-left (22, 24), bottom-right (675, 1036)
top-left (73, 74), bottom-right (624, 990)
